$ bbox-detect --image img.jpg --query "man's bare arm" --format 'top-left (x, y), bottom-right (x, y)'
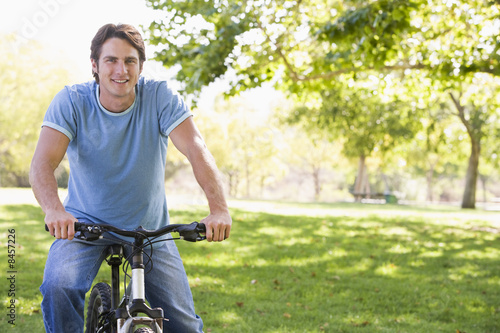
top-left (169, 117), bottom-right (232, 242)
top-left (30, 127), bottom-right (76, 239)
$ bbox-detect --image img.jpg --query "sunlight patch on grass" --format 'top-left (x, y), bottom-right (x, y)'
top-left (387, 243), bottom-right (413, 254)
top-left (281, 237), bottom-right (315, 247)
top-left (375, 262), bottom-right (399, 276)
top-left (278, 256), bottom-right (330, 268)
top-left (449, 263), bottom-right (484, 279)
top-left (344, 257), bottom-right (374, 273)
top-left (458, 247), bottom-right (500, 260)
top-left (419, 250), bottom-right (443, 258)
top-left (329, 248), bottom-right (348, 258)
top-left (464, 298), bottom-right (489, 314)
top-left (256, 226), bottom-right (302, 238)
top-left (409, 259), bottom-right (425, 268)
top-left (382, 226), bottom-right (414, 237)
top-left (220, 310), bottom-right (241, 323)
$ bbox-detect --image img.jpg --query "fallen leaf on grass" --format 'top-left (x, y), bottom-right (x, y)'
top-left (236, 302), bottom-right (244, 308)
top-left (352, 321), bottom-right (370, 327)
top-left (283, 313), bottom-right (292, 318)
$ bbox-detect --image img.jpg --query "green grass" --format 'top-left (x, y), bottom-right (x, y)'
top-left (1, 200), bottom-right (499, 332)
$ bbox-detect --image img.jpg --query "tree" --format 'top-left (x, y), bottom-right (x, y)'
top-left (0, 35), bottom-right (70, 186)
top-left (286, 74), bottom-right (422, 200)
top-left (280, 123), bottom-right (342, 201)
top-left (317, 0), bottom-right (500, 208)
top-left (209, 93), bottom-right (285, 198)
top-left (144, 0), bottom-right (500, 208)
top-left (448, 75), bottom-right (500, 207)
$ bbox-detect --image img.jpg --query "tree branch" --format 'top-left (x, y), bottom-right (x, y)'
top-left (295, 63), bottom-right (427, 81)
top-left (253, 14), bottom-right (302, 82)
top-left (449, 92), bottom-right (474, 139)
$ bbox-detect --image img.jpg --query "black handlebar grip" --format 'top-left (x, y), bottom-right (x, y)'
top-left (45, 221), bottom-right (82, 232)
top-left (197, 222), bottom-right (206, 233)
top-left (74, 221), bottom-right (84, 231)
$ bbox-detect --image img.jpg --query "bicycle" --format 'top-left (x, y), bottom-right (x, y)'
top-left (46, 221), bottom-right (206, 333)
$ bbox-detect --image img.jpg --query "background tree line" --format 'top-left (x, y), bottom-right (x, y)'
top-left (145, 0), bottom-right (500, 209)
top-left (1, 0), bottom-right (499, 209)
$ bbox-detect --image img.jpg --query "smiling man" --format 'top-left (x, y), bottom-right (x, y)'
top-left (30, 23), bottom-right (232, 333)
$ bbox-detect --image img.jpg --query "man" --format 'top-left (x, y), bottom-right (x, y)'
top-left (30, 23), bottom-right (232, 332)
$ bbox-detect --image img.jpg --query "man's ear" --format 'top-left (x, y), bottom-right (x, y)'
top-left (91, 58), bottom-right (99, 75)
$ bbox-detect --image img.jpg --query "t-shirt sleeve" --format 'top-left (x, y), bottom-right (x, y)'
top-left (156, 81), bottom-right (193, 136)
top-left (42, 87), bottom-right (77, 141)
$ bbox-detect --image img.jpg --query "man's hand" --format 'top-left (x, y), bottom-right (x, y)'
top-left (45, 210), bottom-right (78, 240)
top-left (201, 211), bottom-right (232, 242)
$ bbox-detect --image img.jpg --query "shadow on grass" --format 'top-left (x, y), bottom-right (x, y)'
top-left (175, 207), bottom-right (500, 332)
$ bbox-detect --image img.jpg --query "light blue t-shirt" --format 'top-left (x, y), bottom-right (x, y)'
top-left (43, 76), bottom-right (192, 237)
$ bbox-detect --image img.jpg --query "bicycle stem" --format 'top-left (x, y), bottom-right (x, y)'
top-left (131, 252), bottom-right (145, 300)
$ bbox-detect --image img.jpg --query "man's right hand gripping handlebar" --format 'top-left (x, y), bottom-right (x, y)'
top-left (44, 210), bottom-right (78, 240)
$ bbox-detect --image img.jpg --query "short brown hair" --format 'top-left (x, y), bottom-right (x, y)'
top-left (90, 24), bottom-right (146, 83)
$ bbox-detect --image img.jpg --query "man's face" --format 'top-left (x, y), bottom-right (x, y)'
top-left (92, 37), bottom-right (142, 111)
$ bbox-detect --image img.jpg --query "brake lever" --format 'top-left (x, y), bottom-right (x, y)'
top-left (178, 222), bottom-right (206, 242)
top-left (74, 230), bottom-right (101, 241)
top-left (75, 223), bottom-right (103, 241)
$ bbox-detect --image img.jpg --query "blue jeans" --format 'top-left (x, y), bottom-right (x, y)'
top-left (40, 236), bottom-right (203, 332)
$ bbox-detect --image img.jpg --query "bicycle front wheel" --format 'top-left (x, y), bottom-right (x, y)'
top-left (86, 282), bottom-right (112, 333)
top-left (134, 327), bottom-right (154, 333)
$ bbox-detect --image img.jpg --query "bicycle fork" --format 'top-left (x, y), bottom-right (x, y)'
top-left (109, 244), bottom-right (164, 332)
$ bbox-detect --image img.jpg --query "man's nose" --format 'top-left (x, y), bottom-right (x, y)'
top-left (116, 61), bottom-right (127, 74)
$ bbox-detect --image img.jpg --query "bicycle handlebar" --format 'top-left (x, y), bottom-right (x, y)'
top-left (45, 221), bottom-right (207, 242)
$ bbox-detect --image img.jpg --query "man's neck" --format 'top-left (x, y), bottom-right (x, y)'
top-left (98, 88), bottom-right (135, 113)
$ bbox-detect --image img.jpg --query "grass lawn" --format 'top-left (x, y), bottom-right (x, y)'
top-left (1, 198), bottom-right (499, 332)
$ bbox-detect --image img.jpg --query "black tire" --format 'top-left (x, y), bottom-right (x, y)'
top-left (134, 327), bottom-right (155, 333)
top-left (85, 282), bottom-right (112, 333)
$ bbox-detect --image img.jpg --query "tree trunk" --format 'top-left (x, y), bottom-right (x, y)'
top-left (353, 154), bottom-right (369, 202)
top-left (449, 92), bottom-right (480, 209)
top-left (425, 161), bottom-right (436, 202)
top-left (462, 140), bottom-right (480, 208)
top-left (479, 174), bottom-right (488, 204)
top-left (245, 160), bottom-right (250, 198)
top-left (312, 165), bottom-right (321, 202)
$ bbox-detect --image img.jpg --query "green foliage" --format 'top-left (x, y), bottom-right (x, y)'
top-left (142, 0), bottom-right (500, 205)
top-left (288, 74), bottom-right (423, 161)
top-left (210, 94), bottom-right (285, 198)
top-left (317, 0), bottom-right (423, 71)
top-left (0, 35), bottom-right (70, 187)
